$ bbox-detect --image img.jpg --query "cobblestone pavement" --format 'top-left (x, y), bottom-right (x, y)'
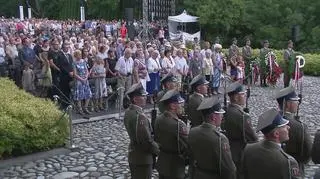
top-left (0, 76), bottom-right (320, 179)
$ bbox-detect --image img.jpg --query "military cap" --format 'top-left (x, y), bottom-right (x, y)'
top-left (125, 82), bottom-right (147, 98)
top-left (161, 73), bottom-right (178, 84)
top-left (275, 86), bottom-right (300, 107)
top-left (197, 97), bottom-right (225, 115)
top-left (189, 75), bottom-right (209, 88)
top-left (256, 108), bottom-right (289, 134)
top-left (160, 89), bottom-right (185, 104)
top-left (226, 82), bottom-right (246, 95)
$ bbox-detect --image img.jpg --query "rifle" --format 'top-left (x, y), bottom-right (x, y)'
top-left (151, 89), bottom-right (158, 169)
top-left (243, 86), bottom-right (250, 113)
top-left (151, 90), bottom-right (158, 132)
top-left (296, 73), bottom-right (303, 119)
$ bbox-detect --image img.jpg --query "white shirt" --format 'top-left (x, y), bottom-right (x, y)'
top-left (5, 44), bottom-right (18, 59)
top-left (161, 56), bottom-right (175, 73)
top-left (115, 56), bottom-right (134, 76)
top-left (147, 57), bottom-right (161, 73)
top-left (201, 49), bottom-right (212, 60)
top-left (96, 51), bottom-right (108, 60)
top-left (174, 56), bottom-right (188, 75)
top-left (0, 47), bottom-right (6, 63)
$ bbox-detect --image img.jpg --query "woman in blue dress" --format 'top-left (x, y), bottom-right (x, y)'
top-left (73, 50), bottom-right (92, 115)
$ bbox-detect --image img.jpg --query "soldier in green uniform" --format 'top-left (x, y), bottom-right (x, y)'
top-left (259, 40), bottom-right (271, 87)
top-left (189, 97), bottom-right (236, 179)
top-left (242, 38), bottom-right (253, 85)
top-left (222, 82), bottom-right (258, 177)
top-left (228, 38), bottom-right (240, 60)
top-left (312, 129), bottom-right (320, 178)
top-left (123, 83), bottom-right (160, 179)
top-left (188, 75), bottom-right (209, 128)
top-left (275, 86), bottom-right (312, 176)
top-left (242, 108), bottom-right (301, 179)
top-left (154, 89), bottom-right (189, 179)
top-left (283, 40), bottom-right (295, 87)
top-left (157, 73), bottom-right (178, 113)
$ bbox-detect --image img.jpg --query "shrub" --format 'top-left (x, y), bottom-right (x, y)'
top-left (0, 78), bottom-right (69, 159)
top-left (222, 49), bottom-right (320, 76)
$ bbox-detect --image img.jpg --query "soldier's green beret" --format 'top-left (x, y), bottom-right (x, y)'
top-left (197, 97), bottom-right (225, 115)
top-left (226, 82), bottom-right (246, 95)
top-left (125, 82), bottom-right (147, 98)
top-left (189, 75), bottom-right (209, 88)
top-left (160, 89), bottom-right (185, 104)
top-left (256, 108), bottom-right (289, 134)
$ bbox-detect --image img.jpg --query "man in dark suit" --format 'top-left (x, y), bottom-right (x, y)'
top-left (275, 86), bottom-right (312, 176)
top-left (154, 89), bottom-right (189, 179)
top-left (222, 82), bottom-right (258, 177)
top-left (188, 75), bottom-right (209, 128)
top-left (189, 97), bottom-right (236, 179)
top-left (123, 83), bottom-right (160, 179)
top-left (56, 42), bottom-right (73, 109)
top-left (242, 108), bottom-right (301, 179)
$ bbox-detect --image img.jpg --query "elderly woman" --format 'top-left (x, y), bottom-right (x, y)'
top-left (133, 49), bottom-right (148, 90)
top-left (146, 50), bottom-right (161, 103)
top-left (211, 44), bottom-right (224, 95)
top-left (73, 50), bottom-right (92, 115)
top-left (174, 49), bottom-right (189, 90)
top-left (161, 49), bottom-right (175, 75)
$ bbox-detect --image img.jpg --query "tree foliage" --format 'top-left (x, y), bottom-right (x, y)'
top-left (183, 0), bottom-right (320, 52)
top-left (0, 0), bottom-right (320, 51)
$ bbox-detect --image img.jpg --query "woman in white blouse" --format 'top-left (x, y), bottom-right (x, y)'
top-left (146, 50), bottom-right (161, 104)
top-left (161, 49), bottom-right (175, 76)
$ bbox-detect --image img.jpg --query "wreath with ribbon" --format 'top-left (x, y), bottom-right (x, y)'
top-left (265, 51), bottom-right (282, 86)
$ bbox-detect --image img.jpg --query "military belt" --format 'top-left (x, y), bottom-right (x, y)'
top-left (194, 166), bottom-right (220, 177)
top-left (160, 147), bottom-right (179, 155)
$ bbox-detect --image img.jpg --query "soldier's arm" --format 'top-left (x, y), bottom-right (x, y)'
top-left (288, 156), bottom-right (302, 179)
top-left (244, 116), bottom-right (259, 143)
top-left (312, 129), bottom-right (320, 164)
top-left (220, 136), bottom-right (237, 179)
top-left (302, 123), bottom-right (312, 163)
top-left (178, 120), bottom-right (189, 156)
top-left (136, 114), bottom-right (160, 155)
top-left (283, 50), bottom-right (290, 61)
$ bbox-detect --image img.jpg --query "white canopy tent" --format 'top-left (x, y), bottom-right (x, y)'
top-left (168, 10), bottom-right (200, 43)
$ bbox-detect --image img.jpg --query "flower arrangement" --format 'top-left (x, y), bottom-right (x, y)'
top-left (266, 52), bottom-right (282, 86)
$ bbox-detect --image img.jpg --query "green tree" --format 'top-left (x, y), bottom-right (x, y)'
top-left (184, 0), bottom-right (244, 45)
top-left (86, 0), bottom-right (120, 20)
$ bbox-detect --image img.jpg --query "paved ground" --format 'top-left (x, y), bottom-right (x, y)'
top-left (0, 76), bottom-right (320, 179)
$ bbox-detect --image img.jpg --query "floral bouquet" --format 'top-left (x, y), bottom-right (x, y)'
top-left (266, 52), bottom-right (282, 86)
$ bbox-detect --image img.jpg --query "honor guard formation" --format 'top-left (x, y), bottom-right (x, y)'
top-left (0, 16), bottom-right (319, 178)
top-left (123, 73), bottom-right (320, 179)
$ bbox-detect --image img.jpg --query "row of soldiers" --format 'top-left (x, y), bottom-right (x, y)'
top-left (123, 72), bottom-right (319, 179)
